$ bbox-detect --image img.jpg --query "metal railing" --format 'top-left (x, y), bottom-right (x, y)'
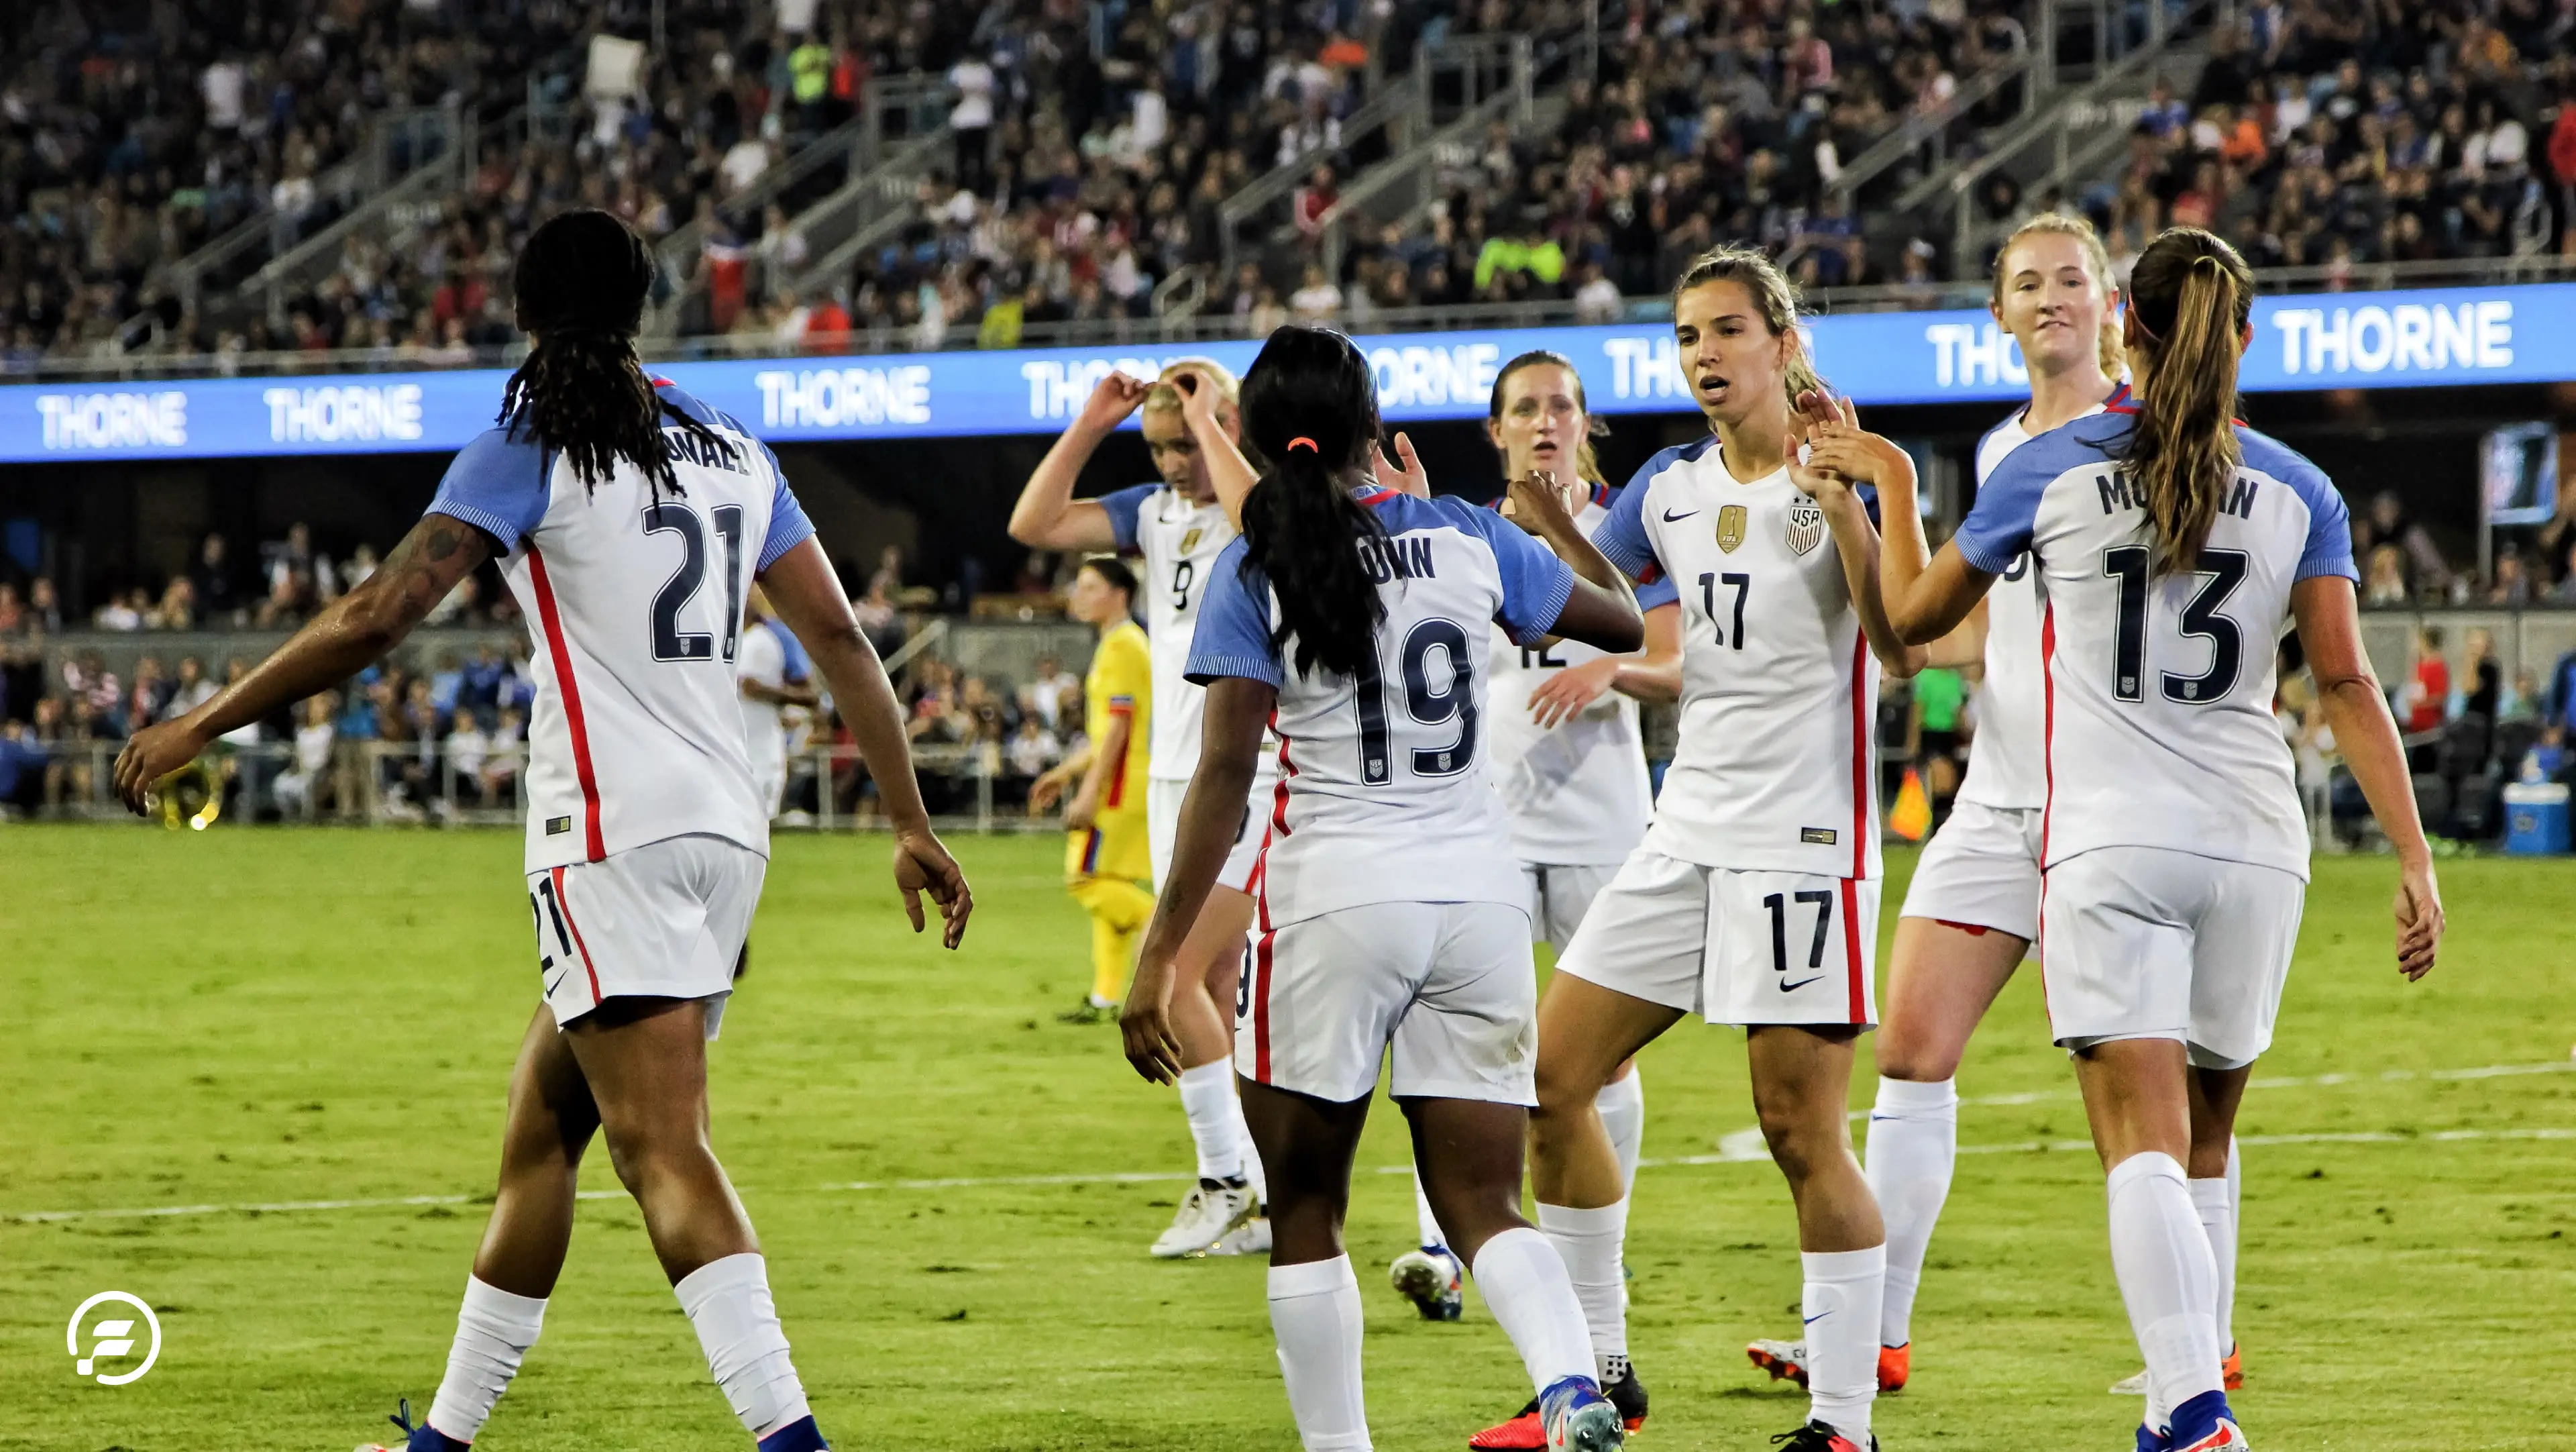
top-left (1217, 74), bottom-right (1432, 274)
top-left (779, 127), bottom-right (957, 304)
top-left (26, 255), bottom-right (2575, 384)
top-left (1316, 44), bottom-right (1539, 280)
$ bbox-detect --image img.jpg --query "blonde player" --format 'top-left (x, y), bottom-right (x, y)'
top-left (1010, 361), bottom-right (1279, 1257)
top-left (1746, 215), bottom-right (2243, 1399)
top-left (1121, 325), bottom-right (1646, 1452)
top-left (1509, 248), bottom-right (1926, 1452)
top-left (1870, 225), bottom-right (2442, 1451)
top-left (115, 209), bottom-right (970, 1452)
top-left (1030, 558), bottom-right (1157, 1020)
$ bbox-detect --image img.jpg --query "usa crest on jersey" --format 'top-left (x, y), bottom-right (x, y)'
top-left (1784, 496), bottom-right (1826, 556)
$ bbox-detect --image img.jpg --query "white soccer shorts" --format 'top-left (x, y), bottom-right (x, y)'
top-left (2040, 845), bottom-right (2306, 1070)
top-left (1554, 848), bottom-right (1880, 1029)
top-left (1898, 799), bottom-right (2043, 946)
top-left (1520, 861), bottom-right (1621, 955)
top-left (1148, 757), bottom-right (1280, 896)
top-left (526, 833), bottom-right (767, 1039)
top-left (1237, 900), bottom-right (1538, 1105)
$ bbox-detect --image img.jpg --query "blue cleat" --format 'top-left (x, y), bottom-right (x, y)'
top-left (355, 1398), bottom-right (468, 1452)
top-left (2137, 1422), bottom-right (2173, 1451)
top-left (757, 1414), bottom-right (831, 1451)
top-left (1537, 1373), bottom-right (1624, 1451)
top-left (1389, 1244), bottom-right (1465, 1320)
top-left (2167, 1390), bottom-right (2247, 1450)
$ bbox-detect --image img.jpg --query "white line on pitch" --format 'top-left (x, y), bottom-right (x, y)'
top-left (8, 1061), bottom-right (2571, 1225)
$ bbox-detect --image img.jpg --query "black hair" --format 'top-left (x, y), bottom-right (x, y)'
top-left (496, 209), bottom-right (721, 498)
top-left (1078, 554), bottom-right (1138, 599)
top-left (1234, 326), bottom-right (1391, 680)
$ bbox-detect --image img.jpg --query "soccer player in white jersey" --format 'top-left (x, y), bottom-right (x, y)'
top-left (1745, 213), bottom-right (2206, 1399)
top-left (1432, 353), bottom-right (1681, 1450)
top-left (739, 588), bottom-right (817, 820)
top-left (1869, 226), bottom-right (2443, 1452)
top-left (1008, 359), bottom-right (1281, 1257)
top-left (1523, 247), bottom-right (1926, 1452)
top-left (113, 211), bottom-right (973, 1452)
top-left (1119, 326), bottom-right (1646, 1452)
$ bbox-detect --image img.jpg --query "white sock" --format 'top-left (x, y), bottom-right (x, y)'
top-left (1178, 1060), bottom-right (1246, 1183)
top-left (1596, 1070), bottom-right (1647, 1194)
top-left (1472, 1225), bottom-right (1596, 1394)
top-left (2105, 1153), bottom-right (2222, 1433)
top-left (1536, 1199), bottom-right (1629, 1373)
top-left (2191, 1170), bottom-right (2237, 1355)
top-left (1268, 1257), bottom-right (1371, 1451)
top-left (1411, 1170), bottom-right (1446, 1251)
top-left (674, 1253), bottom-right (812, 1439)
top-left (1802, 1245), bottom-right (1886, 1445)
top-left (426, 1276), bottom-right (546, 1443)
top-left (1865, 1075), bottom-right (1958, 1349)
top-left (2222, 1135), bottom-right (2241, 1350)
top-left (1231, 1080), bottom-right (1267, 1202)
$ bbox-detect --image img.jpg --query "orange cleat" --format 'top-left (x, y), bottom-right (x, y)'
top-left (1743, 1339), bottom-right (1909, 1393)
top-left (2222, 1343), bottom-right (2243, 1392)
top-left (1878, 1341), bottom-right (1910, 1392)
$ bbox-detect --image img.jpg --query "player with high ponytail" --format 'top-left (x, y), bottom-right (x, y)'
top-left (1872, 225), bottom-right (2441, 1451)
top-left (1121, 325), bottom-right (1644, 1452)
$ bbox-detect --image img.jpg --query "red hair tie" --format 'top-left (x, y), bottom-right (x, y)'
top-left (1285, 436), bottom-right (1319, 454)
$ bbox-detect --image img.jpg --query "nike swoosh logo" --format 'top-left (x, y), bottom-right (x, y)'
top-left (544, 971), bottom-right (566, 998)
top-left (1662, 508), bottom-right (1699, 521)
top-left (1778, 976), bottom-right (1824, 992)
top-left (1803, 1312), bottom-right (1828, 1325)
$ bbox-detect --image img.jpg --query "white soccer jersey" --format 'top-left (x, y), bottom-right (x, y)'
top-left (1186, 487), bottom-right (1577, 929)
top-left (1593, 436), bottom-right (1883, 880)
top-left (1100, 482), bottom-right (1240, 781)
top-left (737, 618), bottom-right (790, 783)
top-left (429, 380), bottom-right (814, 872)
top-left (1483, 487), bottom-right (1655, 867)
top-left (1953, 386), bottom-right (2356, 879)
top-left (1954, 403), bottom-right (2104, 811)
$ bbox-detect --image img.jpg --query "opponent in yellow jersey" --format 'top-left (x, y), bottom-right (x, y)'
top-left (1030, 558), bottom-right (1155, 1018)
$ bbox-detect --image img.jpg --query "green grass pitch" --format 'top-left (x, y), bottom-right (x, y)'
top-left (3, 825), bottom-right (2573, 1450)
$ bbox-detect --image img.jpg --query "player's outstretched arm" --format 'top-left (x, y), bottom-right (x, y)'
top-left (1006, 372), bottom-right (1148, 551)
top-left (1122, 675), bottom-right (1270, 1084)
top-left (761, 536), bottom-right (973, 948)
top-left (1527, 602), bottom-right (1682, 728)
top-left (1789, 418), bottom-right (1927, 678)
top-left (2293, 574), bottom-right (2443, 980)
top-left (1179, 374), bottom-right (1262, 529)
top-left (113, 513), bottom-right (492, 813)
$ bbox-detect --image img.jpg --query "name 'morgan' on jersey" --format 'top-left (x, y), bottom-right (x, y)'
top-left (1185, 489), bottom-right (1578, 928)
top-left (1593, 436), bottom-right (1884, 881)
top-left (1953, 399), bottom-right (2357, 880)
top-left (427, 380), bottom-right (815, 874)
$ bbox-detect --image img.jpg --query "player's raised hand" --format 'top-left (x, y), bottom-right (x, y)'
top-left (1784, 427), bottom-right (1852, 503)
top-left (1375, 430), bottom-right (1430, 498)
top-left (112, 719), bottom-right (210, 816)
top-left (1118, 955), bottom-right (1186, 1084)
top-left (893, 828), bottom-right (974, 949)
top-left (1501, 467), bottom-right (1580, 536)
top-left (1527, 656), bottom-right (1621, 728)
top-left (2394, 859), bottom-right (2444, 980)
top-left (1077, 370), bottom-right (1152, 434)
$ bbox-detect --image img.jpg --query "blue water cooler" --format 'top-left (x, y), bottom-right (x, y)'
top-left (2503, 782), bottom-right (2571, 855)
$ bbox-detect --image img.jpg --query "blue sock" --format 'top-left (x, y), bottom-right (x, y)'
top-left (2167, 1389), bottom-right (2235, 1445)
top-left (756, 1414), bottom-right (829, 1452)
top-left (2135, 1423), bottom-right (2171, 1452)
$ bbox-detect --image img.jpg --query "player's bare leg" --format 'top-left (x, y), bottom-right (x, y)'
top-left (469, 1004), bottom-right (602, 1298)
top-left (1748, 1024), bottom-right (1885, 1450)
top-left (562, 996), bottom-right (824, 1449)
top-left (1157, 885), bottom-right (1264, 1257)
top-left (2076, 1039), bottom-right (2241, 1447)
top-left (1239, 1081), bottom-right (1375, 1451)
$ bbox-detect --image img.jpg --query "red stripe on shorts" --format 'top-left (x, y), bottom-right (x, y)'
top-left (549, 865), bottom-right (603, 1004)
top-left (1251, 927), bottom-right (1278, 1083)
top-left (1839, 876), bottom-right (1864, 1025)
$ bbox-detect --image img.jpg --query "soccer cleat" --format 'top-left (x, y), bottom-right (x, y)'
top-left (1746, 1337), bottom-right (1910, 1392)
top-left (756, 1414), bottom-right (831, 1451)
top-left (1149, 1177), bottom-right (1255, 1257)
top-left (2166, 1390), bottom-right (2248, 1450)
top-left (1389, 1245), bottom-right (1466, 1320)
top-left (1467, 1363), bottom-right (1645, 1449)
top-left (1765, 1418), bottom-right (1878, 1451)
top-left (1056, 994), bottom-right (1117, 1024)
top-left (1538, 1374), bottom-right (1624, 1451)
top-left (2136, 1424), bottom-right (2173, 1452)
top-left (354, 1398), bottom-right (466, 1452)
top-left (1207, 1214), bottom-right (1271, 1256)
top-left (2112, 1343), bottom-right (2241, 1396)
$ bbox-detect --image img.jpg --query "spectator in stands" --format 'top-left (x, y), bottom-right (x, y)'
top-left (2363, 543), bottom-right (2409, 607)
top-left (273, 694), bottom-right (337, 821)
top-left (25, 577), bottom-right (61, 634)
top-left (162, 656), bottom-right (217, 724)
top-left (190, 533), bottom-right (241, 623)
top-left (2404, 627), bottom-right (2451, 735)
top-left (0, 715), bottom-right (45, 815)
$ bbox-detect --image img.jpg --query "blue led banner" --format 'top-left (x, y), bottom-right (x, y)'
top-left (6, 282), bottom-right (2569, 462)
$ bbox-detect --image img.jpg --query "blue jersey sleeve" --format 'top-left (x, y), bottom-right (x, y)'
top-left (1446, 501), bottom-right (1576, 646)
top-left (1953, 448), bottom-right (2052, 575)
top-left (426, 427), bottom-right (551, 552)
top-left (1184, 540), bottom-right (1283, 687)
top-left (773, 621), bottom-right (812, 682)
top-left (1589, 491), bottom-right (1677, 609)
top-left (1593, 464), bottom-right (1663, 584)
top-left (2241, 433), bottom-right (2357, 583)
top-left (755, 442), bottom-right (818, 571)
top-left (1096, 483), bottom-right (1161, 553)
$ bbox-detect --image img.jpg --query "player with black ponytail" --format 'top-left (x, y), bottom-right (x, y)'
top-left (1117, 325), bottom-right (1645, 1452)
top-left (495, 207), bottom-right (724, 500)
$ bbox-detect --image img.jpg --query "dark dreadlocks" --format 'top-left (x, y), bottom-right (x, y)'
top-left (496, 208), bottom-right (722, 499)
